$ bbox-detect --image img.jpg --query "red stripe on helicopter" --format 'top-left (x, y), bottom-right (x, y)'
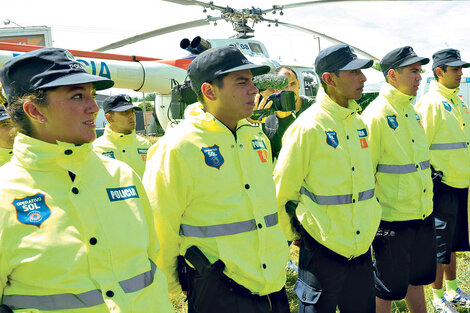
top-left (0, 42), bottom-right (161, 62)
top-left (156, 56), bottom-right (196, 70)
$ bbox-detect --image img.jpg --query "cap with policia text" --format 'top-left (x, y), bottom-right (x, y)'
top-left (380, 46), bottom-right (429, 75)
top-left (188, 45), bottom-right (270, 93)
top-left (315, 44), bottom-right (373, 77)
top-left (432, 48), bottom-right (470, 70)
top-left (0, 48), bottom-right (114, 104)
top-left (103, 94), bottom-right (141, 113)
top-left (0, 106), bottom-right (10, 122)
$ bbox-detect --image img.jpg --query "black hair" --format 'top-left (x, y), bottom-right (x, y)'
top-left (321, 70), bottom-right (340, 91)
top-left (6, 89), bottom-right (50, 136)
top-left (384, 67), bottom-right (404, 83)
top-left (275, 66), bottom-right (299, 81)
top-left (195, 73), bottom-right (229, 105)
top-left (433, 64), bottom-right (448, 79)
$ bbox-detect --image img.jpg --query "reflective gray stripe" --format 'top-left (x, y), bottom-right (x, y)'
top-left (420, 160), bottom-right (430, 170)
top-left (300, 186), bottom-right (374, 205)
top-left (3, 259), bottom-right (157, 310)
top-left (358, 189), bottom-right (375, 201)
top-left (3, 289), bottom-right (104, 310)
top-left (119, 259), bottom-right (157, 293)
top-left (264, 212), bottom-right (278, 228)
top-left (430, 142), bottom-right (467, 150)
top-left (377, 160), bottom-right (430, 174)
top-left (179, 213), bottom-right (279, 238)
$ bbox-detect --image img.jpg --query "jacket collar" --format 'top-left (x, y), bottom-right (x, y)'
top-left (317, 88), bottom-right (361, 121)
top-left (380, 82), bottom-right (415, 111)
top-left (103, 124), bottom-right (137, 142)
top-left (11, 133), bottom-right (92, 172)
top-left (183, 102), bottom-right (253, 133)
top-left (430, 80), bottom-right (460, 100)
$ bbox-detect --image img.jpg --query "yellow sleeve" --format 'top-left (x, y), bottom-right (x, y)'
top-left (416, 99), bottom-right (439, 146)
top-left (273, 124), bottom-right (312, 241)
top-left (143, 142), bottom-right (192, 295)
top-left (361, 112), bottom-right (382, 172)
top-left (134, 176), bottom-right (160, 265)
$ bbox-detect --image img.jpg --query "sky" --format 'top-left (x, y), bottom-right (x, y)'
top-left (2, 0), bottom-right (470, 87)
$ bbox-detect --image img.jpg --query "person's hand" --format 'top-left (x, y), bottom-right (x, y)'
top-left (247, 94), bottom-right (273, 124)
top-left (292, 239), bottom-right (301, 247)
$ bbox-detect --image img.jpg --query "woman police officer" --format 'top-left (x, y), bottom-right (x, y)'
top-left (0, 48), bottom-right (174, 313)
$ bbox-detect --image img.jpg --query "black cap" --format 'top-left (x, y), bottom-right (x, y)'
top-left (0, 48), bottom-right (114, 104)
top-left (315, 44), bottom-right (373, 77)
top-left (0, 106), bottom-right (10, 122)
top-left (188, 46), bottom-right (270, 93)
top-left (380, 46), bottom-right (429, 75)
top-left (103, 94), bottom-right (141, 113)
top-left (432, 48), bottom-right (470, 70)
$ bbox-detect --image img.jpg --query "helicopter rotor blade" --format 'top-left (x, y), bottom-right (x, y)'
top-left (262, 18), bottom-right (378, 60)
top-left (94, 18), bottom-right (220, 52)
top-left (262, 0), bottom-right (452, 14)
top-left (161, 0), bottom-right (228, 11)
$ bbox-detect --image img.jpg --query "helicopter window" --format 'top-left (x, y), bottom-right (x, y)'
top-left (247, 43), bottom-right (266, 57)
top-left (301, 71), bottom-right (319, 98)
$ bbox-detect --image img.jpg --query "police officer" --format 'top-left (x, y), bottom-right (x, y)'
top-left (274, 44), bottom-right (382, 313)
top-left (0, 48), bottom-right (174, 313)
top-left (0, 106), bottom-right (15, 166)
top-left (416, 48), bottom-right (470, 312)
top-left (93, 94), bottom-right (151, 177)
top-left (263, 66), bottom-right (314, 160)
top-left (143, 46), bottom-right (290, 313)
top-left (361, 46), bottom-right (435, 313)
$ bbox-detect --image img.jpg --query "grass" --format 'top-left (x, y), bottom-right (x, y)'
top-left (170, 247), bottom-right (470, 313)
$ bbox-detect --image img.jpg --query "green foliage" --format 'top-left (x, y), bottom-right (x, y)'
top-left (145, 93), bottom-right (156, 101)
top-left (372, 61), bottom-right (382, 72)
top-left (357, 92), bottom-right (379, 111)
top-left (138, 102), bottom-right (154, 111)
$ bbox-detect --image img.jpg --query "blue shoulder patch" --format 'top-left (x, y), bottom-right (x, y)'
top-left (12, 193), bottom-right (51, 228)
top-left (251, 139), bottom-right (267, 150)
top-left (325, 131), bottom-right (339, 148)
top-left (102, 151), bottom-right (115, 159)
top-left (443, 101), bottom-right (452, 112)
top-left (106, 186), bottom-right (139, 202)
top-left (357, 128), bottom-right (368, 138)
top-left (137, 148), bottom-right (148, 154)
top-left (387, 115), bottom-right (398, 130)
top-left (201, 145), bottom-right (224, 170)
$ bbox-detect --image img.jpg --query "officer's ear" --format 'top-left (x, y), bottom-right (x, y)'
top-left (435, 67), bottom-right (445, 78)
top-left (23, 101), bottom-right (47, 123)
top-left (322, 72), bottom-right (336, 87)
top-left (105, 112), bottom-right (113, 123)
top-left (201, 82), bottom-right (217, 101)
top-left (387, 69), bottom-right (397, 82)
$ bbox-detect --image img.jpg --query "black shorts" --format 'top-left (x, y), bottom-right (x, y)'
top-left (296, 231), bottom-right (375, 313)
top-left (187, 266), bottom-right (290, 313)
top-left (433, 179), bottom-right (470, 264)
top-left (373, 215), bottom-right (437, 301)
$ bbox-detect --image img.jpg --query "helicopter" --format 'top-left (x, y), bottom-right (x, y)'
top-left (0, 0), bottom-right (388, 133)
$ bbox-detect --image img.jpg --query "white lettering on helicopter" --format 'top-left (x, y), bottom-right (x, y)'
top-left (77, 59), bottom-right (111, 79)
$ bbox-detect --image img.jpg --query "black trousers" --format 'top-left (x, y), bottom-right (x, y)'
top-left (187, 267), bottom-right (290, 313)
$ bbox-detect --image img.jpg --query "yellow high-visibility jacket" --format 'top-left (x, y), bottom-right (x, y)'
top-left (93, 125), bottom-right (152, 178)
top-left (416, 81), bottom-right (470, 188)
top-left (274, 91), bottom-right (382, 259)
top-left (143, 103), bottom-right (289, 296)
top-left (361, 83), bottom-right (433, 222)
top-left (0, 147), bottom-right (12, 167)
top-left (0, 133), bottom-right (174, 313)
